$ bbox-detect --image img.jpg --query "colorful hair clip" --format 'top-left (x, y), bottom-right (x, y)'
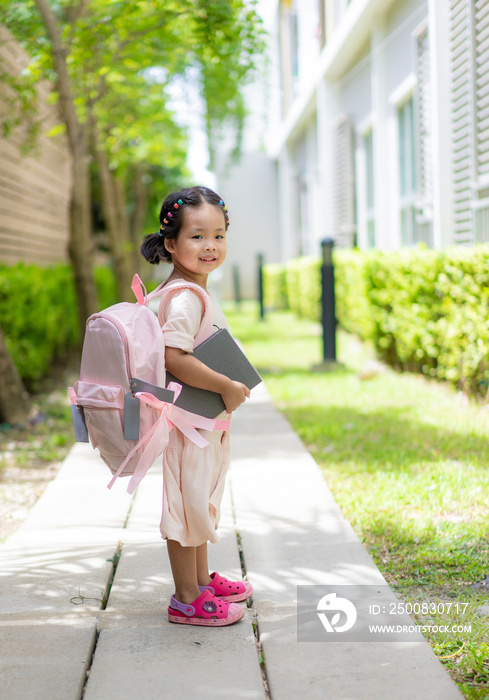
top-left (158, 230), bottom-right (164, 237)
top-left (167, 212), bottom-right (173, 218)
top-left (173, 202), bottom-right (180, 209)
top-left (177, 199), bottom-right (183, 205)
top-left (219, 200), bottom-right (223, 205)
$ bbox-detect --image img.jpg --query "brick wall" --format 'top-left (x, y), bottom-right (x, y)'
top-left (0, 26), bottom-right (71, 266)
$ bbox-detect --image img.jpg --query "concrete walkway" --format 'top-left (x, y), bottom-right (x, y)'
top-left (0, 383), bottom-right (463, 699)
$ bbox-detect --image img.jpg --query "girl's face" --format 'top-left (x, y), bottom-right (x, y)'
top-left (164, 203), bottom-right (227, 281)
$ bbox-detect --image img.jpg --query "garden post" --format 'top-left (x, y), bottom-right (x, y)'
top-left (257, 252), bottom-right (265, 320)
top-left (232, 262), bottom-right (242, 307)
top-left (321, 238), bottom-right (336, 361)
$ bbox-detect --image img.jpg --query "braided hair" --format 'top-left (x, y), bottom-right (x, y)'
top-left (140, 186), bottom-right (230, 265)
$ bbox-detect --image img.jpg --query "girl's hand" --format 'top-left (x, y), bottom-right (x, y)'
top-left (165, 347), bottom-right (250, 412)
top-left (221, 380), bottom-right (250, 413)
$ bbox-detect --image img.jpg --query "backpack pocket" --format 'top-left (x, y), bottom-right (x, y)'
top-left (73, 381), bottom-right (125, 409)
top-left (73, 382), bottom-right (130, 471)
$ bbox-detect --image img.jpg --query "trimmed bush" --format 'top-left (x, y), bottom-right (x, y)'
top-left (363, 246), bottom-right (489, 393)
top-left (296, 256), bottom-right (321, 321)
top-left (94, 266), bottom-right (119, 309)
top-left (263, 263), bottom-right (288, 311)
top-left (0, 264), bottom-right (78, 389)
top-left (278, 257), bottom-right (321, 320)
top-left (0, 264), bottom-right (119, 390)
top-left (263, 244), bottom-right (489, 395)
top-left (333, 250), bottom-right (375, 340)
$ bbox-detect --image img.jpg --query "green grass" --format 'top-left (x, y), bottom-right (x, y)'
top-left (225, 302), bottom-right (489, 699)
top-left (0, 365), bottom-right (76, 475)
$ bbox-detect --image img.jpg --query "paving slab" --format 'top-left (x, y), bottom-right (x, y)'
top-left (0, 382), bottom-right (466, 700)
top-left (0, 444), bottom-right (133, 700)
top-left (0, 615), bottom-right (96, 700)
top-left (84, 465), bottom-right (265, 700)
top-left (228, 384), bottom-right (463, 700)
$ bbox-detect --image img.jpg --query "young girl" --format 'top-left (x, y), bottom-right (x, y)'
top-left (140, 185), bottom-right (253, 627)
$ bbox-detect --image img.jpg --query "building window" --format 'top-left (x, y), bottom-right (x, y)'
top-left (414, 24), bottom-right (434, 247)
top-left (399, 98), bottom-right (415, 198)
top-left (290, 8), bottom-right (299, 82)
top-left (472, 0), bottom-right (489, 243)
top-left (448, 0), bottom-right (489, 244)
top-left (279, 0), bottom-right (300, 113)
top-left (398, 97), bottom-right (417, 245)
top-left (364, 129), bottom-right (375, 248)
top-left (331, 114), bottom-right (356, 247)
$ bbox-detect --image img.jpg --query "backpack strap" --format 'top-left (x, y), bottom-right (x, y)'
top-left (151, 279), bottom-right (208, 302)
top-left (153, 280), bottom-right (215, 346)
top-left (132, 275), bottom-right (208, 312)
top-left (131, 275), bottom-right (216, 345)
top-left (131, 275), bottom-right (207, 306)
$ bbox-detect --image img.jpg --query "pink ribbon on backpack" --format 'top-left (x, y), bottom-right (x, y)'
top-left (108, 382), bottom-right (230, 494)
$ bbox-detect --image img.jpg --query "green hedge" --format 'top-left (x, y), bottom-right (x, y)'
top-left (262, 263), bottom-right (288, 311)
top-left (263, 245), bottom-right (489, 395)
top-left (333, 250), bottom-right (375, 341)
top-left (263, 257), bottom-right (322, 320)
top-left (0, 264), bottom-right (118, 390)
top-left (94, 266), bottom-right (119, 309)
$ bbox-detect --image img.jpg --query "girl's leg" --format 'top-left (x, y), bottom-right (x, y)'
top-left (167, 539), bottom-right (200, 604)
top-left (196, 542), bottom-right (212, 586)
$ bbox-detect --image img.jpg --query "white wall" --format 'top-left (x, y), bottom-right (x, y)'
top-left (213, 0), bottom-right (282, 299)
top-left (218, 151), bottom-right (280, 300)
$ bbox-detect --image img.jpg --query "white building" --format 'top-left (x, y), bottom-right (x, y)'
top-left (213, 2), bottom-right (282, 300)
top-left (269, 0), bottom-right (489, 258)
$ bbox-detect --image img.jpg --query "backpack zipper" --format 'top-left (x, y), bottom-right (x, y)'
top-left (90, 312), bottom-right (133, 381)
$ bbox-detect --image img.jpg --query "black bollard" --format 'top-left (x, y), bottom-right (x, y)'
top-left (257, 252), bottom-right (265, 320)
top-left (321, 238), bottom-right (336, 362)
top-left (232, 262), bottom-right (241, 308)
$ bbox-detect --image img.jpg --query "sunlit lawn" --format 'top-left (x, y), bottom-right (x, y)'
top-left (225, 301), bottom-right (489, 699)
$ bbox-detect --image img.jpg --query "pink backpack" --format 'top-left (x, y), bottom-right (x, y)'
top-left (69, 275), bottom-right (229, 493)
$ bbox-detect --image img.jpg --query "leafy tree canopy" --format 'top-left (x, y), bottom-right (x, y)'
top-left (0, 0), bottom-right (264, 315)
top-left (0, 0), bottom-right (264, 162)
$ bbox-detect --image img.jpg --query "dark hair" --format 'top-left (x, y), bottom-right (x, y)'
top-left (140, 185), bottom-right (230, 264)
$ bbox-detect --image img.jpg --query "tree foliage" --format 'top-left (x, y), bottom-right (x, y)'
top-left (0, 0), bottom-right (264, 310)
top-left (1, 0), bottom-right (263, 169)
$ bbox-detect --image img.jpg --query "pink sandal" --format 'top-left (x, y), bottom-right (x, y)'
top-left (168, 589), bottom-right (244, 627)
top-left (199, 572), bottom-right (253, 603)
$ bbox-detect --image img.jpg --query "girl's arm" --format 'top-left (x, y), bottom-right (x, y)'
top-left (165, 347), bottom-right (250, 413)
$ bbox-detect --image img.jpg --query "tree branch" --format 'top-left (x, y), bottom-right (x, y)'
top-left (33, 0), bottom-right (81, 150)
top-left (115, 14), bottom-right (178, 54)
top-left (65, 0), bottom-right (90, 47)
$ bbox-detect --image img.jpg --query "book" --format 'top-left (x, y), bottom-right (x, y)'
top-left (165, 328), bottom-right (262, 419)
